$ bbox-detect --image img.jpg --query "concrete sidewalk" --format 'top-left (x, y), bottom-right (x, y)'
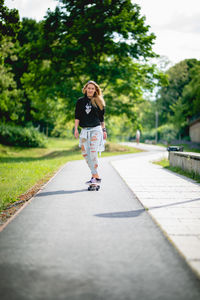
top-left (112, 142), bottom-right (200, 278)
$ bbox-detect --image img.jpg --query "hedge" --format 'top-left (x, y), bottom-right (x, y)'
top-left (0, 124), bottom-right (47, 147)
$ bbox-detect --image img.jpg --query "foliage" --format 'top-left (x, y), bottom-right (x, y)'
top-left (137, 99), bottom-right (157, 130)
top-left (14, 18), bottom-right (51, 126)
top-left (0, 1), bottom-right (22, 123)
top-left (0, 123), bottom-right (47, 147)
top-left (153, 58), bottom-right (200, 140)
top-left (40, 0), bottom-right (162, 127)
top-left (139, 129), bottom-right (156, 142)
top-left (105, 114), bottom-right (139, 141)
top-left (181, 63), bottom-right (200, 118)
top-left (157, 123), bottom-right (178, 143)
top-left (0, 0), bottom-right (20, 42)
top-left (0, 37), bottom-right (23, 123)
top-left (156, 60), bottom-right (193, 123)
top-left (169, 97), bottom-right (188, 133)
top-left (51, 120), bottom-right (74, 138)
top-left (0, 0), bottom-right (168, 140)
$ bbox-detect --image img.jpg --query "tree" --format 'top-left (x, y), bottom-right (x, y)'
top-left (0, 0), bottom-right (22, 123)
top-left (41, 0), bottom-right (160, 122)
top-left (181, 63), bottom-right (200, 119)
top-left (12, 18), bottom-right (47, 125)
top-left (156, 59), bottom-right (198, 124)
top-left (155, 58), bottom-right (200, 140)
top-left (1, 0), bottom-right (165, 137)
top-left (0, 0), bottom-right (20, 42)
top-left (169, 97), bottom-right (188, 139)
top-left (0, 37), bottom-right (23, 122)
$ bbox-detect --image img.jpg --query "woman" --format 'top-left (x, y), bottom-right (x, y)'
top-left (74, 81), bottom-right (107, 184)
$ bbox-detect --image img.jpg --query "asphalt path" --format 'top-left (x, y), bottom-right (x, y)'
top-left (0, 151), bottom-right (200, 300)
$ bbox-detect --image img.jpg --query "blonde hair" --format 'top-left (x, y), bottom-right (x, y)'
top-left (82, 80), bottom-right (105, 110)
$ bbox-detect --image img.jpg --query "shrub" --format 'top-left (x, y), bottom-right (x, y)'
top-left (140, 129), bottom-right (156, 142)
top-left (0, 124), bottom-right (47, 147)
top-left (158, 124), bottom-right (178, 143)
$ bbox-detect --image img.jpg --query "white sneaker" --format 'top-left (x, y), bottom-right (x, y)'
top-left (85, 177), bottom-right (101, 185)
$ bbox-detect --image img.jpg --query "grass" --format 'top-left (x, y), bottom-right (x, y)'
top-left (176, 144), bottom-right (200, 153)
top-left (0, 138), bottom-right (141, 211)
top-left (154, 157), bottom-right (200, 183)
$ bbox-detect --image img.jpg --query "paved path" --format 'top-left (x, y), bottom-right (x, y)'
top-left (0, 147), bottom-right (200, 299)
top-left (115, 142), bottom-right (200, 277)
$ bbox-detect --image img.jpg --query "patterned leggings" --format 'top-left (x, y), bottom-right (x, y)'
top-left (80, 130), bottom-right (102, 176)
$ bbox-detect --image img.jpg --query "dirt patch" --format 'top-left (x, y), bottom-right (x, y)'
top-left (105, 142), bottom-right (137, 152)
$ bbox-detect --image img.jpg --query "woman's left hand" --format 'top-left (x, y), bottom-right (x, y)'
top-left (103, 131), bottom-right (107, 140)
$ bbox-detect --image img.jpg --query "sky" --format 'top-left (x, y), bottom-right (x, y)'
top-left (4, 0), bottom-right (200, 66)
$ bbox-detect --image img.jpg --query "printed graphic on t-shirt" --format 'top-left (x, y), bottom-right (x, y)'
top-left (85, 103), bottom-right (92, 114)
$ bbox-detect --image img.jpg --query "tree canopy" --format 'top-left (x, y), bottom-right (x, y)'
top-left (0, 0), bottom-right (22, 123)
top-left (1, 0), bottom-right (167, 138)
top-left (0, 0), bottom-right (20, 42)
top-left (139, 58), bottom-right (200, 142)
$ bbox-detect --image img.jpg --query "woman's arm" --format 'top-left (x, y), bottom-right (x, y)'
top-left (101, 122), bottom-right (107, 140)
top-left (74, 119), bottom-right (80, 139)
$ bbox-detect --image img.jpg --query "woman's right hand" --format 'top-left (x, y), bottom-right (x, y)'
top-left (74, 128), bottom-right (79, 139)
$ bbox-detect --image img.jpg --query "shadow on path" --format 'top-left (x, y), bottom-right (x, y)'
top-left (95, 209), bottom-right (145, 218)
top-left (36, 189), bottom-right (87, 197)
top-left (94, 197), bottom-right (200, 219)
top-left (149, 197), bottom-right (200, 210)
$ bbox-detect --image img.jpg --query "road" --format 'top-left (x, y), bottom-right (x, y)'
top-left (0, 147), bottom-right (200, 300)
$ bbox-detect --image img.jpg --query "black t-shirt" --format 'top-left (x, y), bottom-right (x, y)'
top-left (75, 95), bottom-right (105, 128)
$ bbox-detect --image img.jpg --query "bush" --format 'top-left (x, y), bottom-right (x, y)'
top-left (105, 141), bottom-right (132, 152)
top-left (158, 124), bottom-right (178, 143)
top-left (0, 124), bottom-right (47, 147)
top-left (140, 129), bottom-right (156, 142)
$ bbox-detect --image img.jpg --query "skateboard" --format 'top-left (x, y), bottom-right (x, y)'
top-left (88, 183), bottom-right (100, 191)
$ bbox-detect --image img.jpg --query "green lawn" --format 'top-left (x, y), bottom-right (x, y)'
top-left (177, 144), bottom-right (200, 153)
top-left (0, 138), bottom-right (141, 210)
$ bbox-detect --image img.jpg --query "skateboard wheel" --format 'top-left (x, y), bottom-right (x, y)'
top-left (88, 184), bottom-right (100, 191)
